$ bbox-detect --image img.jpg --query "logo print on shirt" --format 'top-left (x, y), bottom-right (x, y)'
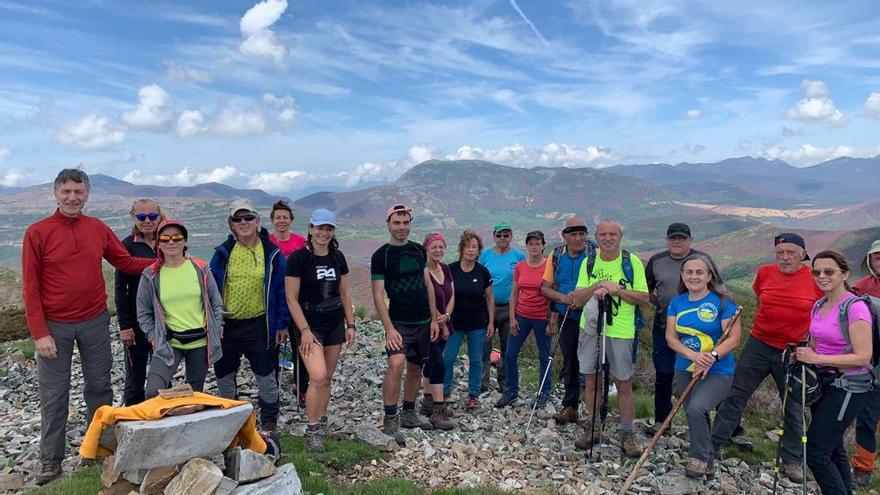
top-left (316, 267), bottom-right (337, 280)
top-left (697, 302), bottom-right (718, 323)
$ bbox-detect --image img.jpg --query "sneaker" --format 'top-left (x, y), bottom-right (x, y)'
top-left (466, 396), bottom-right (480, 411)
top-left (574, 420), bottom-right (602, 450)
top-left (419, 395), bottom-right (433, 417)
top-left (382, 414), bottom-right (406, 447)
top-left (533, 393), bottom-right (549, 409)
top-left (494, 391), bottom-right (518, 408)
top-left (782, 463), bottom-right (805, 483)
top-left (731, 435), bottom-right (754, 452)
top-left (552, 405), bottom-right (579, 425)
top-left (685, 458), bottom-right (714, 480)
top-left (400, 408), bottom-right (434, 430)
top-left (644, 422), bottom-right (670, 438)
top-left (430, 402), bottom-right (455, 431)
top-left (620, 431), bottom-right (641, 458)
top-left (305, 424), bottom-right (325, 453)
top-left (35, 463), bottom-right (62, 486)
top-left (853, 469), bottom-right (872, 487)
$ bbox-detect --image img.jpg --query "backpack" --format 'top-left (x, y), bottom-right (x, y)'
top-left (550, 240), bottom-right (598, 287)
top-left (814, 294), bottom-right (880, 388)
top-left (586, 248), bottom-right (646, 331)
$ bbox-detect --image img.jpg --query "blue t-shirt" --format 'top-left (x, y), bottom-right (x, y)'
top-left (667, 291), bottom-right (737, 376)
top-left (478, 247), bottom-right (525, 305)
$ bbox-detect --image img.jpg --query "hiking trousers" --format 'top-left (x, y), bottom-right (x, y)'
top-left (711, 335), bottom-right (803, 464)
top-left (122, 326), bottom-right (152, 406)
top-left (37, 311), bottom-right (113, 466)
top-left (674, 371), bottom-right (732, 463)
top-left (482, 303), bottom-right (509, 392)
top-left (215, 316), bottom-right (280, 424)
top-left (851, 387), bottom-right (880, 473)
top-left (559, 316), bottom-right (582, 408)
top-left (144, 345), bottom-right (209, 398)
top-left (808, 384), bottom-right (869, 495)
top-left (652, 315), bottom-right (676, 423)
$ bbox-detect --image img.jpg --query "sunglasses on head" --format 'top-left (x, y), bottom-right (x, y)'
top-left (158, 233), bottom-right (185, 244)
top-left (811, 267), bottom-right (843, 277)
top-left (230, 214), bottom-right (257, 223)
top-left (133, 213), bottom-right (160, 222)
top-left (495, 232), bottom-right (511, 238)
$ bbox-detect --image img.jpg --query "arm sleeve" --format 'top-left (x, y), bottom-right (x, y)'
top-left (575, 261), bottom-right (588, 289)
top-left (632, 257), bottom-right (649, 293)
top-left (542, 255), bottom-right (555, 284)
top-left (274, 254), bottom-right (290, 329)
top-left (752, 266), bottom-right (764, 295)
top-left (285, 251), bottom-right (302, 278)
top-left (205, 269), bottom-right (225, 334)
top-left (482, 264), bottom-right (493, 288)
top-left (22, 228), bottom-right (49, 340)
top-left (667, 296), bottom-right (678, 318)
top-left (645, 255), bottom-right (657, 292)
top-left (114, 269), bottom-right (135, 330)
top-left (370, 248), bottom-right (385, 280)
top-left (104, 225), bottom-right (152, 275)
top-left (337, 251), bottom-right (350, 275)
top-left (847, 300), bottom-right (873, 325)
top-left (721, 296), bottom-right (738, 319)
top-left (135, 273), bottom-right (156, 344)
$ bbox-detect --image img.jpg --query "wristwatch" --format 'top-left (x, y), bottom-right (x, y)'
top-left (710, 350), bottom-right (720, 361)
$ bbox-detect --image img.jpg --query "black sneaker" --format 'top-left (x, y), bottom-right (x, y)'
top-left (494, 391), bottom-right (518, 408)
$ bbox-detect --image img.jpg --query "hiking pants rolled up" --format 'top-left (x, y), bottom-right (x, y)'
top-left (38, 311), bottom-right (112, 465)
top-left (505, 316), bottom-right (551, 397)
top-left (652, 316), bottom-right (676, 423)
top-left (674, 371), bottom-right (731, 463)
top-left (444, 329), bottom-right (486, 398)
top-left (851, 387), bottom-right (880, 473)
top-left (808, 384), bottom-right (869, 495)
top-left (215, 316), bottom-right (280, 424)
top-left (712, 335), bottom-right (803, 464)
top-left (122, 327), bottom-right (152, 406)
top-left (482, 304), bottom-right (509, 391)
top-left (144, 345), bottom-right (209, 398)
top-left (559, 317), bottom-right (582, 408)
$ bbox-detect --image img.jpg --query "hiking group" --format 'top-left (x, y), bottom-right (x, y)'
top-left (21, 168), bottom-right (880, 495)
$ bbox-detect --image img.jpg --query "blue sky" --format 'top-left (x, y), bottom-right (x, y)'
top-left (1, 0), bottom-right (879, 193)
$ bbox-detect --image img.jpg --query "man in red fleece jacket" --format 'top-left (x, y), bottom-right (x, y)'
top-left (22, 168), bottom-right (153, 485)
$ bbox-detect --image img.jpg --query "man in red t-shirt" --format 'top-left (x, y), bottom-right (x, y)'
top-left (23, 169), bottom-right (154, 485)
top-left (711, 233), bottom-right (822, 483)
top-left (850, 240), bottom-right (880, 486)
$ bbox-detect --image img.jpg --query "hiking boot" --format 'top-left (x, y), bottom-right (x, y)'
top-left (620, 431), bottom-right (641, 458)
top-left (685, 458), bottom-right (714, 480)
top-left (853, 469), bottom-right (872, 487)
top-left (466, 396), bottom-right (480, 412)
top-left (305, 423), bottom-right (325, 453)
top-left (644, 422), bottom-right (670, 438)
top-left (419, 395), bottom-right (434, 417)
top-left (35, 463), bottom-right (62, 486)
top-left (533, 393), bottom-right (549, 409)
top-left (553, 406), bottom-right (579, 425)
top-left (262, 420), bottom-right (277, 433)
top-left (382, 414), bottom-right (406, 446)
top-left (782, 463), bottom-right (805, 483)
top-left (431, 402), bottom-right (455, 430)
top-left (574, 421), bottom-right (603, 450)
top-left (400, 408), bottom-right (434, 430)
top-left (731, 435), bottom-right (753, 452)
top-left (298, 392), bottom-right (307, 409)
top-left (494, 391), bottom-right (518, 408)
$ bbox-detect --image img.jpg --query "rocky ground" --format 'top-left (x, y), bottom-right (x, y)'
top-left (0, 318), bottom-right (824, 494)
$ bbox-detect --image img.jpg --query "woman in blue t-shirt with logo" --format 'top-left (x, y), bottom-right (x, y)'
top-left (666, 252), bottom-right (741, 480)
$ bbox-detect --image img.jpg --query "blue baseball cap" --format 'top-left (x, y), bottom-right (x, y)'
top-left (309, 209), bottom-right (337, 227)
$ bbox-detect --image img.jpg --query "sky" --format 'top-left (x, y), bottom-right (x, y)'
top-left (1, 0), bottom-right (879, 194)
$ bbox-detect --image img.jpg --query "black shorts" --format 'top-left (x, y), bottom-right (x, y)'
top-left (312, 321), bottom-right (346, 347)
top-left (386, 321), bottom-right (430, 365)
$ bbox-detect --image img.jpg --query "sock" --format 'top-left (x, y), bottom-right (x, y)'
top-left (403, 401), bottom-right (415, 410)
top-left (307, 423), bottom-right (320, 430)
top-left (384, 404), bottom-right (398, 417)
top-left (621, 420), bottom-right (634, 433)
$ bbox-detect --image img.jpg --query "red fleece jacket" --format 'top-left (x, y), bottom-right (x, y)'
top-left (22, 210), bottom-right (154, 340)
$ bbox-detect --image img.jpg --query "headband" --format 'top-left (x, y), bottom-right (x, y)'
top-left (423, 232), bottom-right (447, 250)
top-left (562, 225), bottom-right (588, 235)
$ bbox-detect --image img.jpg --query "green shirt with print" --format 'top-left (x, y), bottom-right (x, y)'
top-left (576, 250), bottom-right (648, 339)
top-left (224, 241), bottom-right (266, 320)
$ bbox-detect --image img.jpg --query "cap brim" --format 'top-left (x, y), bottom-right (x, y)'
top-left (312, 221), bottom-right (336, 227)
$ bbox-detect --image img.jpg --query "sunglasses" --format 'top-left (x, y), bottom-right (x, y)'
top-left (133, 213), bottom-right (160, 222)
top-left (158, 233), bottom-right (185, 244)
top-left (495, 233), bottom-right (511, 238)
top-left (230, 214), bottom-right (257, 223)
top-left (811, 268), bottom-right (843, 277)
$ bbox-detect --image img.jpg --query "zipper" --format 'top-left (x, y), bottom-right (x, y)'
top-left (265, 246), bottom-right (278, 348)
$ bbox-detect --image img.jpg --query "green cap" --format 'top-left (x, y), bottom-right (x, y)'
top-left (869, 240), bottom-right (880, 255)
top-left (493, 222), bottom-right (512, 233)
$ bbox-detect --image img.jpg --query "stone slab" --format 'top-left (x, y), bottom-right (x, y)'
top-left (139, 465), bottom-right (179, 495)
top-left (230, 464), bottom-right (302, 495)
top-left (112, 404), bottom-right (252, 472)
top-left (225, 447), bottom-right (276, 483)
top-left (163, 458), bottom-right (223, 495)
top-left (213, 476), bottom-right (238, 495)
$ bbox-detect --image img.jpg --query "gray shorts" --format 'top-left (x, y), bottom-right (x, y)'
top-left (577, 330), bottom-right (635, 381)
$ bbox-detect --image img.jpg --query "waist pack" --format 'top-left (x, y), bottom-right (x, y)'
top-left (166, 327), bottom-right (207, 345)
top-left (788, 362), bottom-right (821, 406)
top-left (302, 296), bottom-right (343, 314)
top-left (813, 294), bottom-right (880, 388)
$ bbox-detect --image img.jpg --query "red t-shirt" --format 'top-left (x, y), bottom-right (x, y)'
top-left (270, 233), bottom-right (306, 259)
top-left (751, 263), bottom-right (824, 349)
top-left (514, 260), bottom-right (550, 320)
top-left (853, 276), bottom-right (880, 298)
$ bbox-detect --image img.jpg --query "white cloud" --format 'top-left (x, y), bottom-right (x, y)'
top-left (248, 170), bottom-right (307, 193)
top-left (262, 93), bottom-right (298, 123)
top-left (176, 110), bottom-right (207, 137)
top-left (239, 0), bottom-right (287, 65)
top-left (756, 143), bottom-right (880, 165)
top-left (864, 92), bottom-right (880, 119)
top-left (685, 109), bottom-right (702, 119)
top-left (450, 142), bottom-right (615, 168)
top-left (0, 170), bottom-right (24, 187)
top-left (121, 84), bottom-right (173, 130)
top-left (783, 79), bottom-right (848, 127)
top-left (166, 62), bottom-right (211, 83)
top-left (737, 140), bottom-right (752, 151)
top-left (56, 113), bottom-right (125, 149)
top-left (0, 147), bottom-right (9, 163)
top-left (125, 166), bottom-right (241, 186)
top-left (212, 108), bottom-right (266, 136)
top-left (341, 144), bottom-right (443, 187)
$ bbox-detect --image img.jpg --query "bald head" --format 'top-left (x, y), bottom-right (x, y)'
top-left (564, 217), bottom-right (586, 229)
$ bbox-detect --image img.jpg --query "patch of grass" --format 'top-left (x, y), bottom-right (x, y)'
top-left (354, 304), bottom-right (371, 321)
top-left (0, 306), bottom-right (29, 343)
top-left (2, 339), bottom-right (35, 359)
top-left (26, 466), bottom-right (102, 495)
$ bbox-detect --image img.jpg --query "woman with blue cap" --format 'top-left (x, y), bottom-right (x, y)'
top-left (284, 209), bottom-right (355, 452)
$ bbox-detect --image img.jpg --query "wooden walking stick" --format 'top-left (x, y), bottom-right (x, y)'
top-left (617, 305), bottom-right (743, 495)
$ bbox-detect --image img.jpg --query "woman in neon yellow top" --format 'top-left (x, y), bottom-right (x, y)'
top-left (137, 219), bottom-right (224, 398)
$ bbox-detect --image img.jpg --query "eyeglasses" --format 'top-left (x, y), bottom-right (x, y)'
top-left (133, 213), bottom-right (160, 222)
top-left (811, 268), bottom-right (843, 277)
top-left (230, 214), bottom-right (257, 223)
top-left (158, 233), bottom-right (185, 244)
top-left (495, 233), bottom-right (511, 238)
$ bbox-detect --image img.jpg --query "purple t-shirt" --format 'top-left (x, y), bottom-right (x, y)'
top-left (430, 263), bottom-right (454, 335)
top-left (809, 292), bottom-right (872, 375)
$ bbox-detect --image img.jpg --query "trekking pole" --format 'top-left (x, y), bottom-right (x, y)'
top-left (525, 308), bottom-right (570, 436)
top-left (295, 338), bottom-right (302, 412)
top-left (800, 360), bottom-right (808, 495)
top-left (589, 297), bottom-right (609, 460)
top-left (618, 306), bottom-right (743, 495)
top-left (600, 295), bottom-right (612, 426)
top-left (772, 344), bottom-right (796, 495)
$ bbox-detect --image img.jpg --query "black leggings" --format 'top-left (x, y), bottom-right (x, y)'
top-left (807, 384), bottom-right (869, 495)
top-left (426, 338), bottom-right (447, 385)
